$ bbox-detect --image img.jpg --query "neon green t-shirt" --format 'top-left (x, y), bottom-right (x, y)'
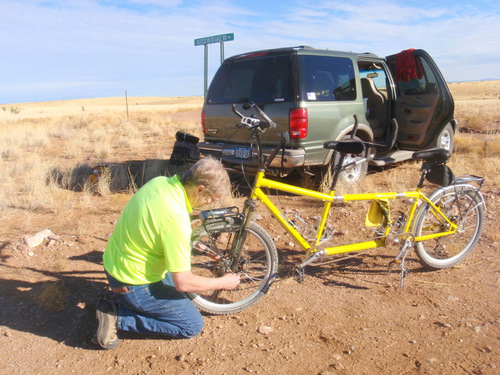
top-left (103, 175), bottom-right (193, 285)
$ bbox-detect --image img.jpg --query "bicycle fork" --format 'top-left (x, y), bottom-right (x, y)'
top-left (387, 237), bottom-right (414, 288)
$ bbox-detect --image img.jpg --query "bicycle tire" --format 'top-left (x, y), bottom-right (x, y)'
top-left (413, 184), bottom-right (485, 269)
top-left (188, 221), bottom-right (278, 314)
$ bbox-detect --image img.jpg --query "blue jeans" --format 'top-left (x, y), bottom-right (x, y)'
top-left (105, 271), bottom-right (203, 339)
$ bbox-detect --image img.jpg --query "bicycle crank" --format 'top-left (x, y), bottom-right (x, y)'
top-left (294, 250), bottom-right (325, 283)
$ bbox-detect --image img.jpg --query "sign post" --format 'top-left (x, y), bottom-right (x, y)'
top-left (194, 33), bottom-right (234, 98)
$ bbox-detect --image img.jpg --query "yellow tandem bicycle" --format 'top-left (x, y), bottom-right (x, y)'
top-left (188, 103), bottom-right (486, 314)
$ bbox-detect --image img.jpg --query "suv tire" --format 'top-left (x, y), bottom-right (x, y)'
top-left (434, 123), bottom-right (454, 154)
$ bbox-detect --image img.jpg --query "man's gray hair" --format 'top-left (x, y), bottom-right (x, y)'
top-left (181, 157), bottom-right (230, 197)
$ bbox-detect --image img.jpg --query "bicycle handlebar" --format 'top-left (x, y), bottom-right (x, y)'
top-left (232, 103), bottom-right (277, 130)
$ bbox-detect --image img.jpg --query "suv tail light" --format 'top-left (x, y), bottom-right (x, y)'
top-left (201, 109), bottom-right (206, 134)
top-left (289, 108), bottom-right (308, 139)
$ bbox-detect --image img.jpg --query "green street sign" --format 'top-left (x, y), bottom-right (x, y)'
top-left (194, 33), bottom-right (234, 98)
top-left (194, 33), bottom-right (234, 46)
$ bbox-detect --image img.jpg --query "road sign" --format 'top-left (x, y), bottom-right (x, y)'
top-left (194, 33), bottom-right (235, 97)
top-left (194, 33), bottom-right (234, 46)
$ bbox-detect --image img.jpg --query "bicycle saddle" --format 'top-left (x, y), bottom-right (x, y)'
top-left (412, 148), bottom-right (450, 163)
top-left (323, 140), bottom-right (365, 155)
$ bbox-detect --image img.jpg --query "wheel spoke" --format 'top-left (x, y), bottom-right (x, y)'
top-left (188, 221), bottom-right (278, 314)
top-left (415, 186), bottom-right (484, 268)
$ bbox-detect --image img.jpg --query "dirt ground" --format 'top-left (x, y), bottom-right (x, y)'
top-left (0, 99), bottom-right (499, 374)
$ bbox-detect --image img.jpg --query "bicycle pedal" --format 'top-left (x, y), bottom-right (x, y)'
top-left (294, 265), bottom-right (305, 283)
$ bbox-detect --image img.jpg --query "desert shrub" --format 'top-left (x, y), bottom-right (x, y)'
top-left (454, 134), bottom-right (500, 157)
top-left (34, 281), bottom-right (69, 312)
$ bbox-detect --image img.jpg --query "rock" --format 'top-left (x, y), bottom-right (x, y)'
top-left (435, 321), bottom-right (451, 328)
top-left (481, 345), bottom-right (493, 353)
top-left (258, 325), bottom-right (273, 335)
top-left (333, 362), bottom-right (346, 370)
top-left (23, 229), bottom-right (56, 248)
top-left (16, 243), bottom-right (29, 252)
top-left (115, 358), bottom-right (125, 366)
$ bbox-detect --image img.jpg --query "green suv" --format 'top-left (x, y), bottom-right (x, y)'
top-left (198, 46), bottom-right (456, 184)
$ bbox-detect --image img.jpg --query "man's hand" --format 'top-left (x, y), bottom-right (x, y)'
top-left (218, 273), bottom-right (240, 290)
top-left (172, 270), bottom-right (240, 293)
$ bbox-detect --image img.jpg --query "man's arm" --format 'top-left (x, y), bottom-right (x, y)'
top-left (171, 271), bottom-right (240, 293)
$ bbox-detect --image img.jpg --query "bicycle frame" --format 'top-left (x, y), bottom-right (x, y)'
top-left (230, 104), bottom-right (458, 261)
top-left (243, 170), bottom-right (458, 259)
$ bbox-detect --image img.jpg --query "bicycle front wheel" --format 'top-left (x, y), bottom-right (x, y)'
top-left (188, 221), bottom-right (278, 315)
top-left (413, 185), bottom-right (485, 269)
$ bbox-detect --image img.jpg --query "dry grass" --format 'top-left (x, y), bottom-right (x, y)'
top-left (449, 80), bottom-right (500, 133)
top-left (0, 83), bottom-right (498, 217)
top-left (448, 80), bottom-right (500, 100)
top-left (0, 97), bottom-right (203, 213)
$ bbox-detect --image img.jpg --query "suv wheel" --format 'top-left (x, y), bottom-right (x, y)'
top-left (435, 123), bottom-right (454, 154)
top-left (338, 152), bottom-right (368, 184)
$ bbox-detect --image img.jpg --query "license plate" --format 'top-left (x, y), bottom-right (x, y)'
top-left (235, 146), bottom-right (252, 160)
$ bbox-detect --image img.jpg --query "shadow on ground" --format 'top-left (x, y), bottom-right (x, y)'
top-left (0, 251), bottom-right (110, 349)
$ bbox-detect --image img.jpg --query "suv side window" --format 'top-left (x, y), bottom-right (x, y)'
top-left (298, 55), bottom-right (356, 101)
top-left (396, 56), bottom-right (440, 96)
top-left (359, 67), bottom-right (389, 100)
top-left (206, 55), bottom-right (294, 104)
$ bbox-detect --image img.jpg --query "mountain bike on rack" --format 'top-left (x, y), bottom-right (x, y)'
top-left (188, 102), bottom-right (486, 315)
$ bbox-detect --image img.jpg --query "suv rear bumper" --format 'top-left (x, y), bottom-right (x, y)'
top-left (198, 141), bottom-right (305, 171)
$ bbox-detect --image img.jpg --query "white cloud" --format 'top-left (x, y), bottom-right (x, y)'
top-left (0, 0), bottom-right (498, 102)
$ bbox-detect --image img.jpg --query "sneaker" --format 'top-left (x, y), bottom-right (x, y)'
top-left (95, 298), bottom-right (119, 350)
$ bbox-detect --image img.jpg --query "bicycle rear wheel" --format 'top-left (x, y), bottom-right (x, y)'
top-left (188, 221), bottom-right (278, 314)
top-left (413, 185), bottom-right (485, 269)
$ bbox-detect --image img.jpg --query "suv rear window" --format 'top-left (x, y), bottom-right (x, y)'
top-left (206, 55), bottom-right (294, 104)
top-left (298, 55), bottom-right (356, 101)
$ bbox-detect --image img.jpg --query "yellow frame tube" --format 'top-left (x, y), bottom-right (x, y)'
top-left (249, 173), bottom-right (457, 257)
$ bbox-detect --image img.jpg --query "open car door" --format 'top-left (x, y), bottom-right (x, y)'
top-left (386, 49), bottom-right (454, 148)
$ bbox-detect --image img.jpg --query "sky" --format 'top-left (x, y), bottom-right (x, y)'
top-left (1, 0), bottom-right (499, 104)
